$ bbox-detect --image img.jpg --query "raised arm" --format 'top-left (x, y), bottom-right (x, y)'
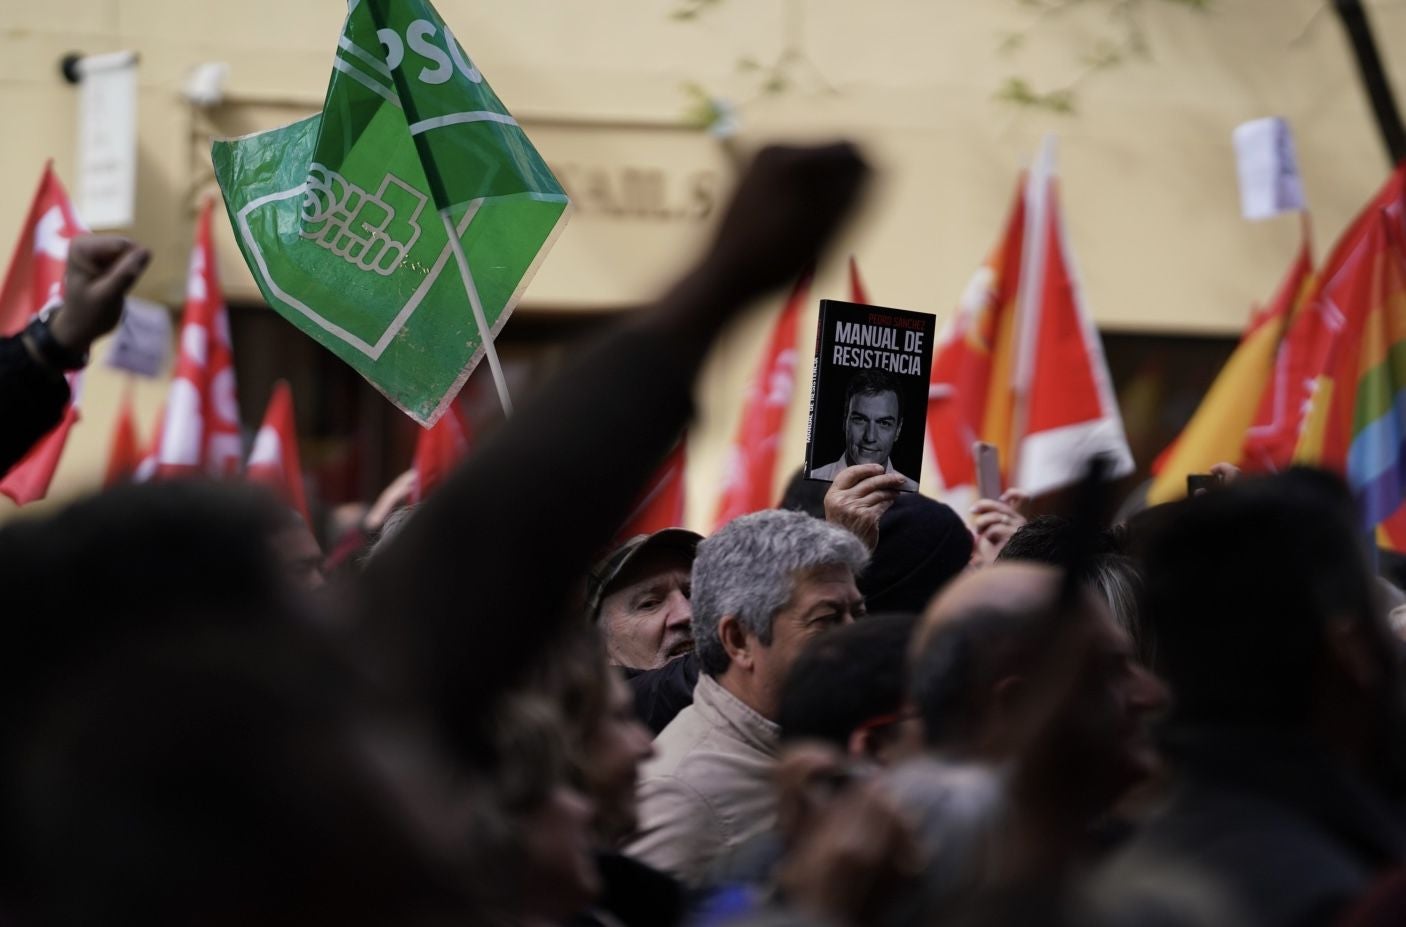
top-left (361, 144), bottom-right (869, 762)
top-left (0, 236), bottom-right (148, 476)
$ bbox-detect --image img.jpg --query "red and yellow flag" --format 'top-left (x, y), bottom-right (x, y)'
top-left (1148, 227), bottom-right (1314, 504)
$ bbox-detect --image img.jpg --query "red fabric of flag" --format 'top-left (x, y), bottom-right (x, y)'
top-left (104, 387), bottom-right (143, 489)
top-left (1011, 163), bottom-right (1133, 494)
top-left (0, 164), bottom-right (88, 504)
top-left (154, 198), bottom-right (242, 478)
top-left (246, 380), bottom-right (312, 525)
top-left (412, 404), bottom-right (473, 502)
top-left (713, 271), bottom-right (810, 528)
top-left (848, 256), bottom-right (870, 305)
top-left (617, 437), bottom-right (687, 542)
top-left (925, 181), bottom-right (1026, 497)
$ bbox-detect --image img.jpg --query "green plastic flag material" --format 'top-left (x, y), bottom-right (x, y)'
top-left (212, 0), bottom-right (569, 425)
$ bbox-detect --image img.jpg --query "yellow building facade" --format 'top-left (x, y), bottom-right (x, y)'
top-left (2, 0), bottom-right (1404, 527)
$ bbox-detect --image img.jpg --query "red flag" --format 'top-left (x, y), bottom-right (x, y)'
top-left (0, 164), bottom-right (88, 505)
top-left (1309, 169), bottom-right (1406, 551)
top-left (1010, 140), bottom-right (1133, 494)
top-left (154, 198), bottom-right (242, 478)
top-left (1290, 166), bottom-right (1406, 471)
top-left (1231, 225), bottom-right (1317, 473)
top-left (103, 387), bottom-right (143, 488)
top-left (926, 180), bottom-right (1026, 501)
top-left (132, 404), bottom-right (164, 484)
top-left (848, 256), bottom-right (870, 304)
top-left (713, 271), bottom-right (810, 528)
top-left (0, 163), bottom-right (83, 334)
top-left (412, 404), bottom-right (472, 502)
top-left (925, 138), bottom-right (1133, 502)
top-left (617, 438), bottom-right (688, 541)
top-left (1289, 167), bottom-right (1406, 540)
top-left (245, 380), bottom-right (311, 525)
top-left (2, 405), bottom-right (80, 504)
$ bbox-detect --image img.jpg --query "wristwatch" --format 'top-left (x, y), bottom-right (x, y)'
top-left (24, 305), bottom-right (88, 372)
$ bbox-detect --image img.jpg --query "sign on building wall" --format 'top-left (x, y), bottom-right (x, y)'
top-left (76, 51), bottom-right (139, 229)
top-left (105, 297), bottom-right (172, 378)
top-left (1233, 117), bottom-right (1307, 222)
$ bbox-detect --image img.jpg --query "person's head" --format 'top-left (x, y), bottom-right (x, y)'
top-left (368, 500), bottom-right (416, 559)
top-left (910, 562), bottom-right (1168, 815)
top-left (1138, 469), bottom-right (1401, 771)
top-left (534, 628), bottom-right (654, 846)
top-left (587, 529), bottom-right (701, 670)
top-left (998, 516), bottom-right (1149, 661)
top-left (863, 495), bottom-right (973, 613)
top-left (843, 369), bottom-right (904, 467)
top-left (692, 509), bottom-right (869, 720)
top-left (998, 514), bottom-right (1133, 565)
top-left (464, 696), bottom-right (600, 925)
top-left (266, 507), bottom-right (326, 592)
top-left (1086, 553), bottom-right (1148, 662)
top-left (4, 626), bottom-right (477, 927)
top-left (0, 482), bottom-right (499, 925)
top-left (779, 613), bottom-right (920, 767)
top-left (0, 480), bottom-right (294, 614)
top-left (0, 482), bottom-right (299, 739)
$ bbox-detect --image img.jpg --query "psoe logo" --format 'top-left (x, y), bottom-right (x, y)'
top-left (299, 164), bottom-right (427, 276)
top-left (376, 19), bottom-right (482, 86)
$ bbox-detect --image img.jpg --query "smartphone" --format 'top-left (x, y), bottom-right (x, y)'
top-left (1186, 473), bottom-right (1222, 495)
top-left (973, 442), bottom-right (1002, 501)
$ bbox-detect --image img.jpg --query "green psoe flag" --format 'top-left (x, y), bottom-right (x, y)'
top-left (213, 0), bottom-right (569, 425)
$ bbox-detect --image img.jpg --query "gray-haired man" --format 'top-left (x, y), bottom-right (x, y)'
top-left (624, 509), bottom-right (869, 885)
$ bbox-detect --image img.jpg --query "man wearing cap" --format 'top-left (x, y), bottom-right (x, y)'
top-left (590, 530), bottom-right (706, 733)
top-left (589, 528), bottom-right (702, 671)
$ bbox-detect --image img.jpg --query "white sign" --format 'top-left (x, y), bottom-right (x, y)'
top-left (76, 51), bottom-right (139, 229)
top-left (105, 297), bottom-right (172, 378)
top-left (1233, 117), bottom-right (1307, 222)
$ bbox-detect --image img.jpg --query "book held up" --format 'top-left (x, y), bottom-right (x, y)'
top-left (804, 299), bottom-right (937, 493)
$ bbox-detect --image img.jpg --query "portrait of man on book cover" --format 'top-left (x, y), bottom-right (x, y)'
top-left (808, 368), bottom-right (919, 491)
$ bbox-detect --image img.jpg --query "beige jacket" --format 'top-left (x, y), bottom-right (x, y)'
top-left (624, 673), bottom-right (780, 886)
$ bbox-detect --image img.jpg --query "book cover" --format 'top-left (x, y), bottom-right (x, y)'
top-left (804, 299), bottom-right (937, 493)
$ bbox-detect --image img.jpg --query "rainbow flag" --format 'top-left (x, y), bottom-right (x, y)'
top-left (1294, 165), bottom-right (1406, 534)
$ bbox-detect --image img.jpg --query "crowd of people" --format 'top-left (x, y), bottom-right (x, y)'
top-left (2, 142), bottom-right (1406, 927)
